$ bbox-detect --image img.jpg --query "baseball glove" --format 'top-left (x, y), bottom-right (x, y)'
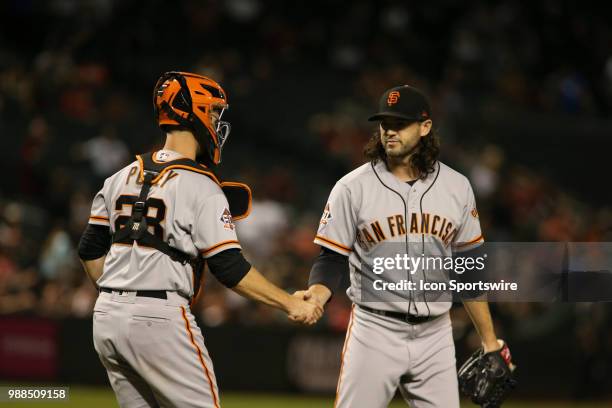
top-left (458, 340), bottom-right (517, 407)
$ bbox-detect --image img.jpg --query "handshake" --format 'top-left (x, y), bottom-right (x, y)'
top-left (232, 269), bottom-right (333, 326)
top-left (286, 284), bottom-right (333, 326)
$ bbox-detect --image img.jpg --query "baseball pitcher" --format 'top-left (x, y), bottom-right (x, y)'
top-left (296, 85), bottom-right (516, 408)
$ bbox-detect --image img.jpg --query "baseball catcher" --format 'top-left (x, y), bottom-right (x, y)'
top-left (78, 71), bottom-right (322, 408)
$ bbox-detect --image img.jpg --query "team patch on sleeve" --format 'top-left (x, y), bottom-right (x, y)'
top-left (319, 203), bottom-right (333, 227)
top-left (471, 207), bottom-right (479, 218)
top-left (219, 207), bottom-right (235, 230)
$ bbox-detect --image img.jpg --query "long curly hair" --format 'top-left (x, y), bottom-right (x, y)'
top-left (364, 126), bottom-right (440, 179)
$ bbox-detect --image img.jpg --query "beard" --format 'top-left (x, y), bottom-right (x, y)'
top-left (384, 140), bottom-right (420, 159)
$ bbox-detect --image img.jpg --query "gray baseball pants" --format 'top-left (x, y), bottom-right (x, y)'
top-left (93, 290), bottom-right (220, 408)
top-left (334, 305), bottom-right (459, 408)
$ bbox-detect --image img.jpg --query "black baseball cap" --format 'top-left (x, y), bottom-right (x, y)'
top-left (368, 85), bottom-right (432, 122)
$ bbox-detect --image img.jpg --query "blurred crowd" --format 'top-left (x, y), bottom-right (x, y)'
top-left (1, 2), bottom-right (611, 384)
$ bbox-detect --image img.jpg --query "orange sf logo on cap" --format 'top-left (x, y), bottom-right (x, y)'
top-left (387, 91), bottom-right (400, 106)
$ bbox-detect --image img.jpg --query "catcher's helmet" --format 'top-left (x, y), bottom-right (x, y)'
top-left (153, 71), bottom-right (230, 165)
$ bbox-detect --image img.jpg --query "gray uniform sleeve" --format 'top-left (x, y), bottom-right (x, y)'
top-left (193, 192), bottom-right (242, 258)
top-left (452, 181), bottom-right (484, 253)
top-left (313, 182), bottom-right (356, 256)
top-left (88, 181), bottom-right (110, 227)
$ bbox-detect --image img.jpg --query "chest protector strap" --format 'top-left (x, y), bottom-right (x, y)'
top-left (112, 156), bottom-right (201, 266)
top-left (111, 152), bottom-right (251, 298)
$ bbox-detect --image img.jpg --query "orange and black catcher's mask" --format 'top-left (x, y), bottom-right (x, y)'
top-left (153, 71), bottom-right (230, 166)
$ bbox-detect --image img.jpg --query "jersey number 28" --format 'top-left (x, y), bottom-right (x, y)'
top-left (115, 195), bottom-right (166, 239)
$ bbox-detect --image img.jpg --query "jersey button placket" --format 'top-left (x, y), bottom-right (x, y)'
top-left (409, 193), bottom-right (417, 212)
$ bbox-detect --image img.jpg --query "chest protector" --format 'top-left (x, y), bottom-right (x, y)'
top-left (112, 152), bottom-right (251, 296)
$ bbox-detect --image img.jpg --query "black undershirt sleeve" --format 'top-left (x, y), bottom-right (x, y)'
top-left (78, 224), bottom-right (251, 288)
top-left (78, 224), bottom-right (111, 260)
top-left (308, 246), bottom-right (349, 294)
top-left (207, 248), bottom-right (251, 288)
top-left (453, 244), bottom-right (487, 300)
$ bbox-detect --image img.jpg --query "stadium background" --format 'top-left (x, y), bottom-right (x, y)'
top-left (1, 0), bottom-right (611, 406)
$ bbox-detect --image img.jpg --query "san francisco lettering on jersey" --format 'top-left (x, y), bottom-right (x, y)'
top-left (356, 212), bottom-right (458, 251)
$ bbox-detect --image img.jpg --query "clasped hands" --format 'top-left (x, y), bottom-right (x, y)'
top-left (286, 284), bottom-right (332, 326)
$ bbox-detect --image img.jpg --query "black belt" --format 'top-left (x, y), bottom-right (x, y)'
top-left (359, 305), bottom-right (439, 324)
top-left (100, 287), bottom-right (167, 300)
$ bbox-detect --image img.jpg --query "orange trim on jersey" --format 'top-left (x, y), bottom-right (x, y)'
top-left (200, 240), bottom-right (240, 256)
top-left (180, 306), bottom-right (219, 408)
top-left (137, 153), bottom-right (220, 186)
top-left (89, 215), bottom-right (109, 221)
top-left (136, 154), bottom-right (145, 179)
top-left (139, 153), bottom-right (252, 221)
top-left (454, 234), bottom-right (484, 248)
top-left (315, 235), bottom-right (352, 253)
top-left (155, 165), bottom-right (219, 184)
top-left (334, 304), bottom-right (356, 408)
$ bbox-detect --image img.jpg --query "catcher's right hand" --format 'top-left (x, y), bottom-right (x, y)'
top-left (458, 340), bottom-right (517, 407)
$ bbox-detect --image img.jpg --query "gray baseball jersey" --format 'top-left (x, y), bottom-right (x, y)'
top-left (89, 149), bottom-right (241, 408)
top-left (314, 160), bottom-right (483, 316)
top-left (89, 149), bottom-right (241, 298)
top-left (318, 160), bottom-right (483, 408)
